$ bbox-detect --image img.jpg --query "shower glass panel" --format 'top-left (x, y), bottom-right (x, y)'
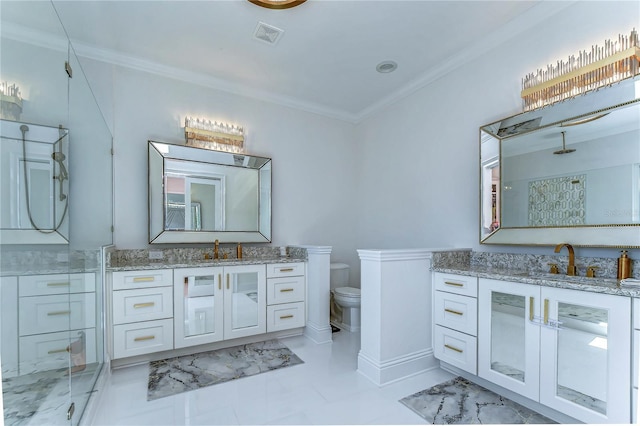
top-left (1, 1), bottom-right (113, 425)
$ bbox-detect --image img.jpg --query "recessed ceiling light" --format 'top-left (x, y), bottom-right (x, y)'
top-left (376, 61), bottom-right (397, 73)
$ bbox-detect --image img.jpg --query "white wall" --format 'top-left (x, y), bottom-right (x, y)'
top-left (80, 0), bottom-right (640, 285)
top-left (80, 61), bottom-right (361, 267)
top-left (354, 1), bottom-right (640, 278)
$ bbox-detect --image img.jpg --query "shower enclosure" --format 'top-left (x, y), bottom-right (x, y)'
top-left (1, 1), bottom-right (113, 424)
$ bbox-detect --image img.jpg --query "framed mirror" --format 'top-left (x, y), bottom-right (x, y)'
top-left (148, 141), bottom-right (271, 244)
top-left (480, 77), bottom-right (640, 247)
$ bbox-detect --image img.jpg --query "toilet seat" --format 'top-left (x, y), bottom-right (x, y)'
top-left (334, 287), bottom-right (360, 298)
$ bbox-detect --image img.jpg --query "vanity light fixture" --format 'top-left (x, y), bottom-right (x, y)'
top-left (521, 28), bottom-right (640, 111)
top-left (248, 0), bottom-right (306, 10)
top-left (0, 81), bottom-right (22, 120)
top-left (376, 61), bottom-right (398, 73)
top-left (184, 117), bottom-right (244, 153)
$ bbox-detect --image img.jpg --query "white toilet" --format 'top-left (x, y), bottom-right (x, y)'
top-left (330, 263), bottom-right (361, 332)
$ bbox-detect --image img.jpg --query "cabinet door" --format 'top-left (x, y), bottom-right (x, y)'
top-left (478, 278), bottom-right (540, 401)
top-left (539, 287), bottom-right (631, 423)
top-left (223, 264), bottom-right (266, 340)
top-left (173, 267), bottom-right (224, 348)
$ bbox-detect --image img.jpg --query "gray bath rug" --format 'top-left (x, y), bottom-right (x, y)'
top-left (399, 376), bottom-right (555, 424)
top-left (147, 339), bottom-right (303, 400)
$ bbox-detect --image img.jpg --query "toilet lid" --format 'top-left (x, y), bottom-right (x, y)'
top-left (334, 287), bottom-right (360, 297)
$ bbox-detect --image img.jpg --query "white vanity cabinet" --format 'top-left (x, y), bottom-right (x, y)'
top-left (111, 269), bottom-right (174, 359)
top-left (266, 262), bottom-right (306, 332)
top-left (433, 272), bottom-right (478, 374)
top-left (633, 298), bottom-right (640, 423)
top-left (17, 272), bottom-right (97, 375)
top-left (173, 264), bottom-right (267, 348)
top-left (478, 277), bottom-right (631, 424)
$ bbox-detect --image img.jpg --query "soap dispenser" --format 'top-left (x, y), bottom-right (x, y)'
top-left (617, 250), bottom-right (632, 280)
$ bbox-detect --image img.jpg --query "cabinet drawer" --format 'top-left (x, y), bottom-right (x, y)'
top-left (19, 293), bottom-right (96, 336)
top-left (113, 319), bottom-right (173, 359)
top-left (19, 272), bottom-right (95, 296)
top-left (434, 272), bottom-right (477, 297)
top-left (434, 291), bottom-right (477, 336)
top-left (113, 287), bottom-right (173, 325)
top-left (111, 269), bottom-right (173, 290)
top-left (267, 302), bottom-right (305, 332)
top-left (266, 263), bottom-right (305, 279)
top-left (19, 328), bottom-right (97, 375)
top-left (434, 325), bottom-right (477, 374)
top-left (267, 276), bottom-right (305, 305)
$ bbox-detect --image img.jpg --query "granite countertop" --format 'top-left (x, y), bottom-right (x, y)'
top-left (106, 256), bottom-right (304, 272)
top-left (1, 266), bottom-right (100, 277)
top-left (433, 265), bottom-right (640, 298)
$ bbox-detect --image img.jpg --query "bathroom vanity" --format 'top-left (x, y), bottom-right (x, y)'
top-left (106, 256), bottom-right (307, 365)
top-left (432, 265), bottom-right (637, 424)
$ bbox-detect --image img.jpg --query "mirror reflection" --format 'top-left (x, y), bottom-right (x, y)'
top-left (480, 77), bottom-right (640, 247)
top-left (148, 141), bottom-right (271, 244)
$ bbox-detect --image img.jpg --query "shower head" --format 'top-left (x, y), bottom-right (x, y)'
top-left (52, 151), bottom-right (68, 180)
top-left (553, 131), bottom-right (576, 155)
top-left (20, 124), bottom-right (29, 136)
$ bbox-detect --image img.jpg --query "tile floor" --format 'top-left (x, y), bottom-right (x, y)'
top-left (90, 331), bottom-right (455, 425)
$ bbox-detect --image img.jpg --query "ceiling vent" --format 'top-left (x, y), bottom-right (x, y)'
top-left (254, 21), bottom-right (284, 45)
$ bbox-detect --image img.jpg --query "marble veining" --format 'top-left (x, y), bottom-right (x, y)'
top-left (147, 339), bottom-right (303, 401)
top-left (400, 376), bottom-right (554, 424)
top-left (2, 364), bottom-right (100, 426)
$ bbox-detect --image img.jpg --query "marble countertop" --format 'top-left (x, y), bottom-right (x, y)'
top-left (106, 256), bottom-right (304, 272)
top-left (433, 266), bottom-right (640, 298)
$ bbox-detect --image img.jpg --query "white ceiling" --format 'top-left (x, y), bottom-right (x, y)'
top-left (3, 0), bottom-right (575, 122)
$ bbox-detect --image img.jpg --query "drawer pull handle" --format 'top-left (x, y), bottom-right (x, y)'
top-left (134, 335), bottom-right (156, 342)
top-left (444, 308), bottom-right (463, 316)
top-left (133, 277), bottom-right (155, 283)
top-left (47, 282), bottom-right (70, 287)
top-left (279, 314), bottom-right (294, 319)
top-left (280, 288), bottom-right (294, 292)
top-left (133, 302), bottom-right (155, 309)
top-left (48, 348), bottom-right (69, 354)
top-left (48, 310), bottom-right (71, 316)
top-left (444, 281), bottom-right (464, 287)
top-left (279, 268), bottom-right (294, 272)
top-left (444, 344), bottom-right (463, 353)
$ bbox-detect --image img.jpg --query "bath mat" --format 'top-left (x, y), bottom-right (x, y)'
top-left (147, 339), bottom-right (303, 400)
top-left (399, 376), bottom-right (555, 424)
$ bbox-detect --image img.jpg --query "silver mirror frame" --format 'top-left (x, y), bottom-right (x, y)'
top-left (480, 77), bottom-right (640, 248)
top-left (148, 141), bottom-right (272, 244)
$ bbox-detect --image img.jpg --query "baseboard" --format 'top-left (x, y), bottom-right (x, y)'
top-left (303, 322), bottom-right (333, 344)
top-left (439, 362), bottom-right (579, 424)
top-left (357, 348), bottom-right (437, 386)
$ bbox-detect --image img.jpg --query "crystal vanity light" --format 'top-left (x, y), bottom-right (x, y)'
top-left (521, 28), bottom-right (640, 111)
top-left (184, 116), bottom-right (245, 153)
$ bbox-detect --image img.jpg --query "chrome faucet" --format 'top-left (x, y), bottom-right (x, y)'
top-left (554, 243), bottom-right (577, 276)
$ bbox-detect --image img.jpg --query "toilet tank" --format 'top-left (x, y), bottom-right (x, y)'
top-left (330, 263), bottom-right (350, 289)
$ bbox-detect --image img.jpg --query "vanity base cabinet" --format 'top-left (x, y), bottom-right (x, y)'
top-left (433, 272), bottom-right (478, 375)
top-left (109, 269), bottom-right (174, 359)
top-left (478, 277), bottom-right (631, 424)
top-left (266, 262), bottom-right (306, 333)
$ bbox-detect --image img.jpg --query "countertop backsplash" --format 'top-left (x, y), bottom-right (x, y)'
top-left (432, 249), bottom-right (638, 280)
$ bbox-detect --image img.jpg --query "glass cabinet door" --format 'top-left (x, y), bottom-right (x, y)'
top-left (478, 278), bottom-right (540, 401)
top-left (223, 265), bottom-right (266, 339)
top-left (539, 288), bottom-right (631, 423)
top-left (174, 267), bottom-right (224, 348)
